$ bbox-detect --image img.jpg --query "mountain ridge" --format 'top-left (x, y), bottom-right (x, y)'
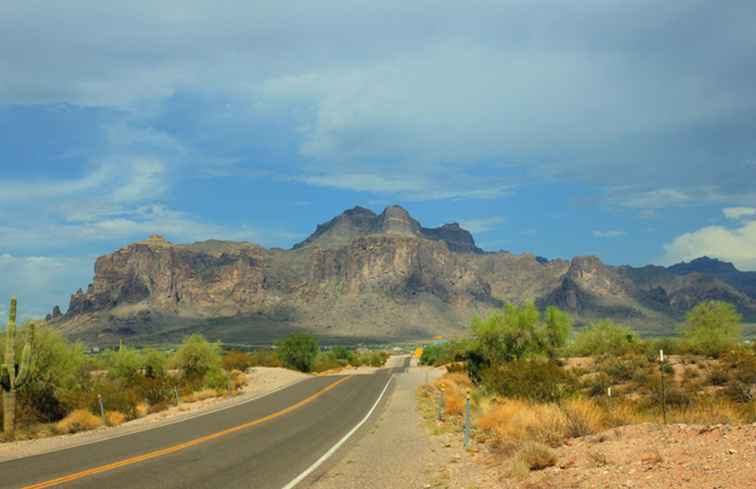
top-left (46, 206), bottom-right (756, 345)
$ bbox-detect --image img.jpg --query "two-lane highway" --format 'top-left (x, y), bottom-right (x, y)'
top-left (1, 359), bottom-right (408, 489)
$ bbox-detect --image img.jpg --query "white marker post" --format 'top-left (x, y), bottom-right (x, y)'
top-left (659, 349), bottom-right (667, 425)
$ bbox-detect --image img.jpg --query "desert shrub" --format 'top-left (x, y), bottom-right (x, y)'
top-left (276, 333), bottom-right (319, 373)
top-left (514, 442), bottom-right (557, 470)
top-left (470, 304), bottom-right (572, 366)
top-left (561, 399), bottom-right (604, 437)
top-left (584, 372), bottom-right (611, 397)
top-left (571, 320), bottom-right (640, 357)
top-left (248, 350), bottom-right (282, 367)
top-left (721, 351), bottom-right (756, 384)
top-left (313, 351), bottom-right (344, 372)
top-left (186, 389), bottom-right (217, 402)
top-left (105, 410), bottom-right (126, 427)
top-left (12, 324), bottom-right (90, 423)
top-left (104, 345), bottom-right (144, 382)
top-left (172, 334), bottom-right (223, 383)
top-left (708, 367), bottom-right (730, 386)
top-left (598, 354), bottom-right (649, 383)
top-left (476, 399), bottom-right (567, 447)
top-left (330, 346), bottom-right (353, 363)
top-left (131, 375), bottom-right (173, 406)
top-left (222, 350), bottom-right (254, 372)
top-left (135, 402), bottom-right (150, 418)
top-left (149, 401), bottom-right (171, 414)
top-left (229, 369), bottom-right (247, 390)
top-left (203, 368), bottom-right (231, 391)
top-left (724, 381), bottom-right (753, 403)
top-left (142, 348), bottom-right (168, 379)
top-left (682, 300), bottom-right (742, 357)
top-left (55, 409), bottom-right (102, 434)
top-left (482, 359), bottom-right (578, 403)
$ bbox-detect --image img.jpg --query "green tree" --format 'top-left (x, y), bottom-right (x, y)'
top-left (571, 320), bottom-right (639, 356)
top-left (172, 334), bottom-right (222, 381)
top-left (142, 348), bottom-right (168, 379)
top-left (276, 333), bottom-right (319, 372)
top-left (470, 303), bottom-right (572, 365)
top-left (105, 345), bottom-right (144, 382)
top-left (682, 300), bottom-right (742, 357)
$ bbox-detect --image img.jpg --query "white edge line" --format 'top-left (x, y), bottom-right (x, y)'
top-left (281, 374), bottom-right (395, 489)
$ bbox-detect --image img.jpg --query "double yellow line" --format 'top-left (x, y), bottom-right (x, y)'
top-left (22, 376), bottom-right (350, 489)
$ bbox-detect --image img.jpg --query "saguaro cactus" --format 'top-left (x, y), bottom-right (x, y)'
top-left (1, 297), bottom-right (33, 440)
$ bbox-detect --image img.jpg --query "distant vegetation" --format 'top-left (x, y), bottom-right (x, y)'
top-left (0, 302), bottom-right (390, 442)
top-left (419, 300), bottom-right (756, 474)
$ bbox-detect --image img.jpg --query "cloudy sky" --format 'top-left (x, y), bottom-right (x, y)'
top-left (1, 1), bottom-right (755, 319)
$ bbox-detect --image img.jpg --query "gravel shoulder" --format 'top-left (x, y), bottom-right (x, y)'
top-left (308, 362), bottom-right (448, 489)
top-left (0, 366), bottom-right (310, 463)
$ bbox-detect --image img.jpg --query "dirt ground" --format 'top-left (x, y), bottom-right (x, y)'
top-left (427, 420), bottom-right (756, 489)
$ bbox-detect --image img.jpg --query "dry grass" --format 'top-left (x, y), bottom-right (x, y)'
top-left (668, 398), bottom-right (746, 424)
top-left (514, 441), bottom-right (557, 471)
top-left (433, 373), bottom-right (473, 416)
top-left (561, 398), bottom-right (605, 437)
top-left (230, 369), bottom-right (247, 390)
top-left (135, 402), bottom-right (150, 418)
top-left (476, 399), bottom-right (568, 447)
top-left (55, 410), bottom-right (103, 434)
top-left (184, 389), bottom-right (218, 403)
top-left (105, 411), bottom-right (127, 427)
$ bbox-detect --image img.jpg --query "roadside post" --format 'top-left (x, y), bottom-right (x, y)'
top-left (97, 394), bottom-right (106, 426)
top-left (174, 386), bottom-right (181, 406)
top-left (437, 388), bottom-right (444, 422)
top-left (464, 392), bottom-right (471, 448)
top-left (659, 349), bottom-right (667, 425)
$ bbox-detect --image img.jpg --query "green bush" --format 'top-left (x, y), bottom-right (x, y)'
top-left (681, 300), bottom-right (742, 357)
top-left (11, 324), bottom-right (90, 423)
top-left (598, 354), bottom-right (649, 383)
top-left (571, 320), bottom-right (640, 357)
top-left (482, 359), bottom-right (578, 403)
top-left (172, 334), bottom-right (223, 383)
top-left (203, 368), bottom-right (231, 391)
top-left (104, 345), bottom-right (144, 383)
top-left (471, 303), bottom-right (573, 365)
top-left (143, 348), bottom-right (168, 379)
top-left (276, 333), bottom-right (319, 372)
top-left (313, 351), bottom-right (344, 372)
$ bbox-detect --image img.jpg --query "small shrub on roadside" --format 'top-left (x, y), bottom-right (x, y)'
top-left (276, 333), bottom-right (319, 373)
top-left (724, 381), bottom-right (753, 403)
top-left (708, 368), bottom-right (729, 386)
top-left (105, 411), bottom-right (126, 426)
top-left (514, 442), bottom-right (557, 471)
top-left (55, 409), bottom-right (102, 434)
top-left (135, 402), bottom-right (150, 418)
top-left (482, 359), bottom-right (578, 403)
top-left (222, 351), bottom-right (254, 372)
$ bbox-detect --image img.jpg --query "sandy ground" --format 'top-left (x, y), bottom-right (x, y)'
top-left (0, 367), bottom-right (310, 463)
top-left (309, 363), bottom-right (447, 489)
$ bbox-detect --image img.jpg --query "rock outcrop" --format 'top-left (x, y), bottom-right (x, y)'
top-left (48, 206), bottom-right (756, 344)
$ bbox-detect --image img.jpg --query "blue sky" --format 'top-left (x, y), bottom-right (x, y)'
top-left (1, 1), bottom-right (756, 319)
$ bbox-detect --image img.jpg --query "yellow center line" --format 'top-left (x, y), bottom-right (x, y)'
top-left (21, 376), bottom-right (351, 489)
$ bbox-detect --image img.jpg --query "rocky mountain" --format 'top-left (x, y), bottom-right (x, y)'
top-left (47, 206), bottom-right (756, 345)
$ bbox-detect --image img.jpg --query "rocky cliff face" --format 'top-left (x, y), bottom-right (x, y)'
top-left (49, 207), bottom-right (756, 344)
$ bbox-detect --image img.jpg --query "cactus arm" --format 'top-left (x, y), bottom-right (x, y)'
top-left (14, 343), bottom-right (32, 386)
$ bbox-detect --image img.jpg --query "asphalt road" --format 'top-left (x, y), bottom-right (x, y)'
top-left (1, 360), bottom-right (408, 489)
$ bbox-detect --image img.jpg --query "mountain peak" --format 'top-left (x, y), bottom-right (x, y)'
top-left (669, 256), bottom-right (739, 275)
top-left (293, 205), bottom-right (482, 253)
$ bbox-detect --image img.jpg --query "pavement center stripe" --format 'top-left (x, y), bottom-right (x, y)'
top-left (21, 376), bottom-right (351, 489)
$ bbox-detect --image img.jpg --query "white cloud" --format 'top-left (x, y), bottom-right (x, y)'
top-left (457, 217), bottom-right (506, 234)
top-left (660, 220), bottom-right (756, 271)
top-left (593, 230), bottom-right (627, 238)
top-left (723, 207), bottom-right (756, 220)
top-left (0, 254), bottom-right (94, 320)
top-left (294, 172), bottom-right (513, 201)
